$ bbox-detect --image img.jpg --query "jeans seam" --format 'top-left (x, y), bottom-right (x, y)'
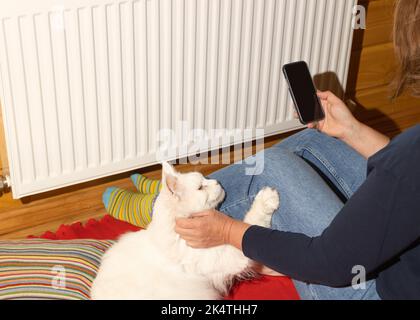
top-left (359, 280), bottom-right (376, 300)
top-left (309, 284), bottom-right (320, 300)
top-left (283, 129), bottom-right (353, 198)
top-left (300, 146), bottom-right (353, 198)
top-left (361, 279), bottom-right (379, 300)
top-left (221, 193), bottom-right (258, 211)
top-left (220, 198), bottom-right (248, 211)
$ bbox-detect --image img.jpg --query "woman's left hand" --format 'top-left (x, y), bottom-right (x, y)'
top-left (176, 212), bottom-right (286, 277)
top-left (175, 210), bottom-right (235, 249)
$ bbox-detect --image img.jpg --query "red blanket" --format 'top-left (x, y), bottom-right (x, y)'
top-left (32, 215), bottom-right (299, 300)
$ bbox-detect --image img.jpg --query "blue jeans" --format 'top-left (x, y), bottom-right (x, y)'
top-left (209, 129), bottom-right (381, 300)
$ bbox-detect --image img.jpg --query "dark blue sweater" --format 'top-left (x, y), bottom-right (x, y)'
top-left (242, 125), bottom-right (420, 299)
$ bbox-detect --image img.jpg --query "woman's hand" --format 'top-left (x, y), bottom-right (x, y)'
top-left (175, 210), bottom-right (233, 248)
top-left (304, 90), bottom-right (390, 158)
top-left (309, 90), bottom-right (361, 141)
top-left (175, 210), bottom-right (251, 249)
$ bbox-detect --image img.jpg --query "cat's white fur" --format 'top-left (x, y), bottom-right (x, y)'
top-left (91, 162), bottom-right (279, 300)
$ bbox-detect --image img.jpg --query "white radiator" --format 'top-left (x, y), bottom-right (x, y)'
top-left (0, 0), bottom-right (356, 199)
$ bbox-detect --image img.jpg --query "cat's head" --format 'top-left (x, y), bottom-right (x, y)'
top-left (158, 161), bottom-right (225, 217)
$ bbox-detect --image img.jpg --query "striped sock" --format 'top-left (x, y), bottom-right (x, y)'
top-left (131, 174), bottom-right (162, 194)
top-left (102, 187), bottom-right (157, 228)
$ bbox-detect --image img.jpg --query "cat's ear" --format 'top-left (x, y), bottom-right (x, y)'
top-left (162, 161), bottom-right (176, 176)
top-left (164, 174), bottom-right (179, 197)
top-left (161, 161), bottom-right (179, 198)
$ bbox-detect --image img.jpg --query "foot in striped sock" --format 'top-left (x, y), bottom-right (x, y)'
top-left (130, 174), bottom-right (162, 194)
top-left (102, 187), bottom-right (157, 228)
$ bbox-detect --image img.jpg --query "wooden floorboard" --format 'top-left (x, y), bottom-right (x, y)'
top-left (352, 86), bottom-right (420, 137)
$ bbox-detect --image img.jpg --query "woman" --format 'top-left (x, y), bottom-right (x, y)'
top-left (175, 0), bottom-right (420, 300)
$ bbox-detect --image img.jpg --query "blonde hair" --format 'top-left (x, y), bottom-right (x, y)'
top-left (392, 0), bottom-right (420, 98)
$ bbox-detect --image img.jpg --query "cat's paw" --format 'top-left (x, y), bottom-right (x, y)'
top-left (254, 187), bottom-right (280, 215)
top-left (243, 187), bottom-right (280, 227)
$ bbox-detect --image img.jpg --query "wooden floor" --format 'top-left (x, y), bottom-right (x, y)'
top-left (0, 0), bottom-right (419, 239)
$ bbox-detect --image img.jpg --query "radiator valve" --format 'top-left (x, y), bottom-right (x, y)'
top-left (0, 175), bottom-right (11, 194)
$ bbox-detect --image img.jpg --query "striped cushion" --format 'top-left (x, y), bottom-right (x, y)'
top-left (0, 239), bottom-right (114, 300)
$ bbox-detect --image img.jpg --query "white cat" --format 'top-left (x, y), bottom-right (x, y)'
top-left (91, 162), bottom-right (279, 300)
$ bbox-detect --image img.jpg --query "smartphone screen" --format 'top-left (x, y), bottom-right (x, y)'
top-left (282, 61), bottom-right (325, 124)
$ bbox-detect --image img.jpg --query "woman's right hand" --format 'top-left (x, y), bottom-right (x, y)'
top-left (306, 90), bottom-right (361, 141)
top-left (305, 90), bottom-right (390, 158)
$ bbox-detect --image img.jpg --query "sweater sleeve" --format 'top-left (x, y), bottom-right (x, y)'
top-left (242, 168), bottom-right (420, 287)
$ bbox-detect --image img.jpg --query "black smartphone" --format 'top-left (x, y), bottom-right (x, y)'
top-left (282, 61), bottom-right (325, 125)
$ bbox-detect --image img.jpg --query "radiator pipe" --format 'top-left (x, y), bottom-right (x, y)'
top-left (0, 175), bottom-right (11, 194)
